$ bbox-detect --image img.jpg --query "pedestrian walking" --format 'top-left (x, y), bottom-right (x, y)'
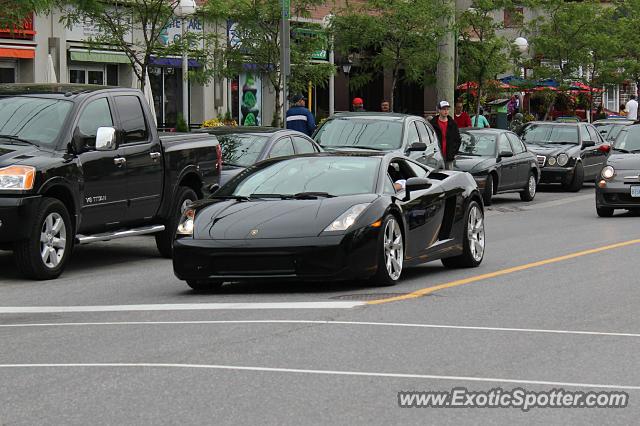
top-left (352, 97), bottom-right (365, 112)
top-left (472, 108), bottom-right (490, 128)
top-left (430, 100), bottom-right (462, 170)
top-left (380, 100), bottom-right (390, 112)
top-left (286, 94), bottom-right (316, 136)
top-left (626, 95), bottom-right (638, 120)
top-left (453, 102), bottom-right (472, 128)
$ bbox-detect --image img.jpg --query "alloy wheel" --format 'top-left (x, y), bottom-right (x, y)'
top-left (528, 175), bottom-right (536, 197)
top-left (384, 218), bottom-right (403, 280)
top-left (39, 212), bottom-right (67, 269)
top-left (467, 205), bottom-right (485, 262)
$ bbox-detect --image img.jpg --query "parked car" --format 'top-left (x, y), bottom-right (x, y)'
top-left (595, 124), bottom-right (640, 216)
top-left (173, 153), bottom-right (484, 291)
top-left (313, 112), bottom-right (445, 169)
top-left (592, 118), bottom-right (635, 143)
top-left (195, 126), bottom-right (321, 186)
top-left (454, 129), bottom-right (539, 205)
top-left (518, 121), bottom-right (609, 191)
top-left (0, 84), bottom-right (220, 279)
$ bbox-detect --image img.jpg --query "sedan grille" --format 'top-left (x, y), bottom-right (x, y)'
top-left (536, 155), bottom-right (546, 167)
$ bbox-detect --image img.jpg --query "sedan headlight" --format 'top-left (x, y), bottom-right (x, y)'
top-left (601, 165), bottom-right (615, 180)
top-left (547, 156), bottom-right (557, 166)
top-left (557, 153), bottom-right (569, 167)
top-left (324, 203), bottom-right (369, 232)
top-left (176, 208), bottom-right (196, 236)
top-left (0, 165), bottom-right (35, 190)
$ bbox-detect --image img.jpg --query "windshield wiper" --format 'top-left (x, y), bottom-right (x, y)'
top-left (630, 149), bottom-right (640, 153)
top-left (612, 147), bottom-right (630, 153)
top-left (323, 144), bottom-right (385, 151)
top-left (292, 192), bottom-right (336, 199)
top-left (547, 141), bottom-right (577, 144)
top-left (208, 195), bottom-right (251, 201)
top-left (459, 152), bottom-right (481, 156)
top-left (0, 135), bottom-right (38, 146)
top-left (222, 161), bottom-right (244, 167)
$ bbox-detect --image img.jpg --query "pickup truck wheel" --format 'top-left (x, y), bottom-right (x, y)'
top-left (156, 186), bottom-right (198, 258)
top-left (14, 198), bottom-right (73, 280)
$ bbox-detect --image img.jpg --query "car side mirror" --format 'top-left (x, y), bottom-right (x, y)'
top-left (582, 140), bottom-right (596, 149)
top-left (498, 150), bottom-right (514, 158)
top-left (407, 141), bottom-right (427, 152)
top-left (95, 127), bottom-right (117, 151)
top-left (598, 144), bottom-right (611, 153)
top-left (403, 177), bottom-right (432, 201)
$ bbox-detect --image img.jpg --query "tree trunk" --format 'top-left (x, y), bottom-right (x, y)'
top-left (390, 66), bottom-right (399, 112)
top-left (273, 85), bottom-right (282, 128)
top-left (474, 84), bottom-right (482, 128)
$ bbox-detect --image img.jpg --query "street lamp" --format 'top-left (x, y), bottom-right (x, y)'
top-left (341, 58), bottom-right (352, 75)
top-left (513, 37), bottom-right (529, 79)
top-left (175, 0), bottom-right (196, 130)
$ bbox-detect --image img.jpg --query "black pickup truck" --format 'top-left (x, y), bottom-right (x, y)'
top-left (0, 84), bottom-right (220, 280)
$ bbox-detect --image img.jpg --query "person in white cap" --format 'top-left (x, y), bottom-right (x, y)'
top-left (430, 100), bottom-right (462, 170)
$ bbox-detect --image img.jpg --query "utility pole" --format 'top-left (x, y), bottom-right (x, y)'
top-left (280, 0), bottom-right (291, 127)
top-left (436, 0), bottom-right (456, 107)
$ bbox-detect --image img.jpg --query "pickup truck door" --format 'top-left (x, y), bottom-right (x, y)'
top-left (113, 95), bottom-right (163, 224)
top-left (76, 96), bottom-right (128, 232)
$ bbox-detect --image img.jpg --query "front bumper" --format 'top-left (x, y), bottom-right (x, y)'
top-left (596, 180), bottom-right (640, 209)
top-left (172, 227), bottom-right (380, 282)
top-left (0, 195), bottom-right (41, 243)
top-left (539, 166), bottom-right (574, 184)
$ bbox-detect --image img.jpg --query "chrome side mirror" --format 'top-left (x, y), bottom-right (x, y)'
top-left (96, 127), bottom-right (117, 151)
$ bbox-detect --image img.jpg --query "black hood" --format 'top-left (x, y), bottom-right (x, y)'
top-left (525, 142), bottom-right (580, 157)
top-left (453, 155), bottom-right (495, 173)
top-left (193, 194), bottom-right (378, 239)
top-left (607, 153), bottom-right (640, 170)
top-left (0, 143), bottom-right (41, 168)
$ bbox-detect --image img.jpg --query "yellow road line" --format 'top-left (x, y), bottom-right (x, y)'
top-left (368, 238), bottom-right (640, 305)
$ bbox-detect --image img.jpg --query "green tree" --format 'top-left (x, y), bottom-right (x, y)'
top-left (0, 0), bottom-right (53, 29)
top-left (203, 0), bottom-right (334, 126)
top-left (610, 0), bottom-right (640, 95)
top-left (458, 0), bottom-right (514, 124)
top-left (331, 0), bottom-right (449, 112)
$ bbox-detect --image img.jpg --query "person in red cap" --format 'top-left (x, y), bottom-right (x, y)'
top-left (352, 97), bottom-right (365, 112)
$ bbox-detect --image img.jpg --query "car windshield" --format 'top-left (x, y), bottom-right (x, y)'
top-left (459, 133), bottom-right (496, 156)
top-left (221, 156), bottom-right (381, 197)
top-left (520, 124), bottom-right (579, 144)
top-left (217, 134), bottom-right (270, 167)
top-left (314, 118), bottom-right (403, 150)
top-left (0, 96), bottom-right (72, 147)
top-left (613, 127), bottom-right (640, 152)
top-left (593, 123), bottom-right (626, 141)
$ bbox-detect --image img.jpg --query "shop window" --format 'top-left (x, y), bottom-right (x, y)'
top-left (87, 70), bottom-right (104, 85)
top-left (0, 67), bottom-right (15, 83)
top-left (114, 95), bottom-right (148, 144)
top-left (107, 65), bottom-right (118, 86)
top-left (70, 69), bottom-right (85, 84)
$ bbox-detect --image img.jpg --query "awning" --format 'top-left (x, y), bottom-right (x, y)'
top-left (150, 56), bottom-right (200, 68)
top-left (0, 47), bottom-right (34, 59)
top-left (69, 50), bottom-right (130, 64)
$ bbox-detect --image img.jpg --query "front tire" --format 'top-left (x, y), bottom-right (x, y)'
top-left (482, 175), bottom-right (494, 206)
top-left (520, 171), bottom-right (537, 201)
top-left (156, 186), bottom-right (198, 258)
top-left (596, 206), bottom-right (614, 217)
top-left (564, 162), bottom-right (584, 192)
top-left (370, 215), bottom-right (404, 286)
top-left (14, 198), bottom-right (73, 280)
top-left (442, 200), bottom-right (485, 268)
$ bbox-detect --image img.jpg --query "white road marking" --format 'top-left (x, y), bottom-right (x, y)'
top-left (0, 362), bottom-right (637, 390)
top-left (0, 302), bottom-right (365, 314)
top-left (1, 320), bottom-right (639, 339)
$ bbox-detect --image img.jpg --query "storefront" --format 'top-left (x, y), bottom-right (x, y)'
top-left (148, 57), bottom-right (199, 128)
top-left (0, 13), bottom-right (36, 83)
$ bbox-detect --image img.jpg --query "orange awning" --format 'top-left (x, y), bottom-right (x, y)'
top-left (0, 48), bottom-right (34, 59)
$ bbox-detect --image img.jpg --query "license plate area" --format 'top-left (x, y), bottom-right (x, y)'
top-left (631, 186), bottom-right (640, 198)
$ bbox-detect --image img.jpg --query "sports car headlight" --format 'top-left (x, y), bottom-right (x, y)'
top-left (324, 203), bottom-right (369, 232)
top-left (176, 208), bottom-right (196, 236)
top-left (601, 166), bottom-right (615, 180)
top-left (557, 153), bottom-right (569, 167)
top-left (547, 156), bottom-right (557, 166)
top-left (0, 165), bottom-right (35, 190)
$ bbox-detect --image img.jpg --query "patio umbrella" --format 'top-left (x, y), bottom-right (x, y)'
top-left (569, 81), bottom-right (603, 93)
top-left (131, 64), bottom-right (157, 126)
top-left (45, 54), bottom-right (57, 84)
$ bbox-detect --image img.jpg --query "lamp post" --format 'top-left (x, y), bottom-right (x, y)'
top-left (322, 14), bottom-right (334, 116)
top-left (175, 0), bottom-right (196, 129)
top-left (514, 37), bottom-right (529, 78)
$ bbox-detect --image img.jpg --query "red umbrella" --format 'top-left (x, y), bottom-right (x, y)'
top-left (569, 81), bottom-right (603, 93)
top-left (457, 80), bottom-right (516, 90)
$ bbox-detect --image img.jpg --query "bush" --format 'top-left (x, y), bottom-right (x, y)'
top-left (176, 114), bottom-right (189, 132)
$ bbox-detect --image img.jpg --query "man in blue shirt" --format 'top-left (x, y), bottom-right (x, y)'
top-left (286, 94), bottom-right (316, 136)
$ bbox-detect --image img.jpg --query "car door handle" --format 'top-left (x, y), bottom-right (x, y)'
top-left (150, 152), bottom-right (161, 161)
top-left (114, 157), bottom-right (126, 166)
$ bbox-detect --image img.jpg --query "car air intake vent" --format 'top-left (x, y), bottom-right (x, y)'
top-left (536, 155), bottom-right (546, 167)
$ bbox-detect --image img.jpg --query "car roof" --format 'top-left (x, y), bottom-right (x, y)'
top-left (329, 112), bottom-right (416, 122)
top-left (0, 83), bottom-right (122, 98)
top-left (194, 126), bottom-right (282, 135)
top-left (525, 121), bottom-right (582, 127)
top-left (592, 119), bottom-right (636, 125)
top-left (461, 128), bottom-right (507, 134)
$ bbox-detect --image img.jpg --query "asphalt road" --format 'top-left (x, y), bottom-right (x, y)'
top-left (1, 184), bottom-right (640, 425)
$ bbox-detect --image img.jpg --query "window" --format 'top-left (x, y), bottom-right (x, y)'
top-left (0, 66), bottom-right (15, 83)
top-left (292, 136), bottom-right (317, 154)
top-left (416, 122), bottom-right (435, 147)
top-left (114, 96), bottom-right (148, 144)
top-left (580, 125), bottom-right (592, 142)
top-left (507, 133), bottom-right (526, 153)
top-left (408, 161), bottom-right (428, 178)
top-left (587, 126), bottom-right (601, 144)
top-left (69, 66), bottom-right (114, 86)
top-left (269, 137), bottom-right (294, 158)
top-left (604, 85), bottom-right (619, 112)
top-left (77, 98), bottom-right (113, 146)
top-left (69, 69), bottom-right (85, 84)
top-left (498, 135), bottom-right (513, 154)
top-left (406, 122), bottom-right (420, 145)
top-left (383, 174), bottom-right (396, 194)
